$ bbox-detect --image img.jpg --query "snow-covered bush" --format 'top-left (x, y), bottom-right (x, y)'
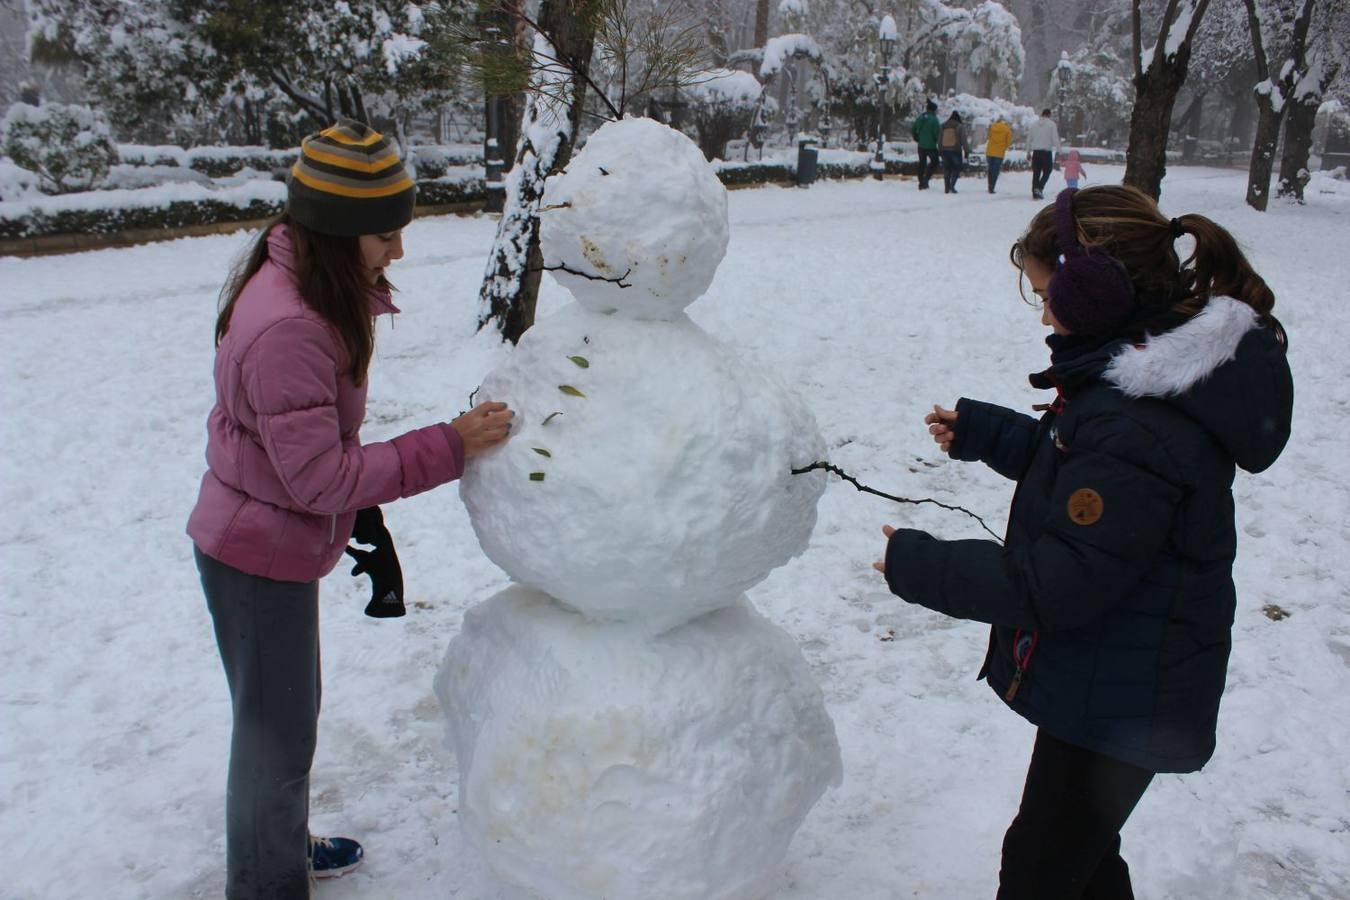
top-left (1047, 50), bottom-right (1133, 146)
top-left (956, 1), bottom-right (1026, 99)
top-left (410, 144), bottom-right (485, 179)
top-left (0, 157), bottom-right (44, 202)
top-left (1, 103), bottom-right (119, 194)
top-left (684, 68), bottom-right (769, 161)
top-left (939, 93), bottom-right (1039, 133)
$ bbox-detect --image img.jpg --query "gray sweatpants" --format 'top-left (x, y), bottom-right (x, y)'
top-left (196, 546), bottom-right (320, 900)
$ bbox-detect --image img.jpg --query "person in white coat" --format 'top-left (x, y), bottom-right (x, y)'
top-left (1028, 109), bottom-right (1060, 200)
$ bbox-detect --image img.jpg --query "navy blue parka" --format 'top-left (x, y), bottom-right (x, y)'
top-left (884, 297), bottom-right (1293, 772)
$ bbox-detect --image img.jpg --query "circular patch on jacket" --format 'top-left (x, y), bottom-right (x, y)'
top-left (1067, 488), bottom-right (1104, 525)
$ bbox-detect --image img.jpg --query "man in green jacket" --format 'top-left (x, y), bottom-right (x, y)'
top-left (911, 99), bottom-right (941, 190)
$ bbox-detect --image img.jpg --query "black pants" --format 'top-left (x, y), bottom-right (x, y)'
top-left (917, 148), bottom-right (941, 188)
top-left (1032, 149), bottom-right (1054, 195)
top-left (197, 546), bottom-right (321, 900)
top-left (941, 150), bottom-right (964, 192)
top-left (997, 729), bottom-right (1154, 900)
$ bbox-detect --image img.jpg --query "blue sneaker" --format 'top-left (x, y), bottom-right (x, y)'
top-left (309, 835), bottom-right (363, 879)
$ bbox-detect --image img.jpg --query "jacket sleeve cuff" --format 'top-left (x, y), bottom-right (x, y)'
top-left (947, 397), bottom-right (985, 462)
top-left (391, 423), bottom-right (465, 497)
top-left (884, 527), bottom-right (935, 603)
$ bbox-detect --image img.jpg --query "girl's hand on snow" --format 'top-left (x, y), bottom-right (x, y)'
top-left (924, 404), bottom-right (958, 454)
top-left (453, 402), bottom-right (514, 458)
top-left (872, 524), bottom-right (897, 574)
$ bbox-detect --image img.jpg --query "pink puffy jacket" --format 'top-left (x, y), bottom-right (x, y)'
top-left (187, 225), bottom-right (464, 582)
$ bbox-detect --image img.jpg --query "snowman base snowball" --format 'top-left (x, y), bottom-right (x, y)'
top-left (435, 586), bottom-right (841, 900)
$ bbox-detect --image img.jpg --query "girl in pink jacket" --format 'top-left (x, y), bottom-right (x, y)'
top-left (1061, 149), bottom-right (1087, 189)
top-left (187, 119), bottom-right (512, 898)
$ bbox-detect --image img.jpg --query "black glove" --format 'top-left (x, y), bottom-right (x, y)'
top-left (345, 506), bottom-right (406, 618)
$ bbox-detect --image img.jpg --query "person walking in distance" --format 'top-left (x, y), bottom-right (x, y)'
top-left (1062, 149), bottom-right (1087, 189)
top-left (1028, 108), bottom-right (1060, 199)
top-left (187, 118), bottom-right (514, 898)
top-left (939, 111), bottom-right (970, 194)
top-left (985, 116), bottom-right (1013, 194)
top-left (911, 99), bottom-right (942, 190)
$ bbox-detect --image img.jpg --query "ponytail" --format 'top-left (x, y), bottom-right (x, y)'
top-left (1173, 212), bottom-right (1285, 345)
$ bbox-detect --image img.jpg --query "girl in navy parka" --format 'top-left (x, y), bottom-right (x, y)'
top-left (877, 185), bottom-right (1293, 898)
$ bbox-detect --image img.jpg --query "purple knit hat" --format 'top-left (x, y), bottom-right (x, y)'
top-left (1047, 188), bottom-right (1137, 335)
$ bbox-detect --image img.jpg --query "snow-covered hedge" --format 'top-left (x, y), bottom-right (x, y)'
top-left (102, 163), bottom-right (213, 191)
top-left (114, 143), bottom-right (298, 178)
top-left (411, 144), bottom-right (484, 179)
top-left (0, 169), bottom-right (489, 241)
top-left (0, 180), bottom-right (287, 240)
top-left (713, 154), bottom-right (919, 186)
top-left (114, 141), bottom-right (483, 181)
top-left (2, 151), bottom-right (968, 244)
top-left (182, 146), bottom-right (299, 178)
top-left (408, 169), bottom-right (486, 206)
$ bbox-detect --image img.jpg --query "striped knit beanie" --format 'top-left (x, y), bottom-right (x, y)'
top-left (287, 119), bottom-right (416, 237)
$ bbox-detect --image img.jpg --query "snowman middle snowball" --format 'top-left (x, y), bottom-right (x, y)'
top-left (460, 117), bottom-right (826, 633)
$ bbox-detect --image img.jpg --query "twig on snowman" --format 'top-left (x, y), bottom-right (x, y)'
top-left (791, 461), bottom-right (1003, 543)
top-left (533, 262), bottom-right (633, 288)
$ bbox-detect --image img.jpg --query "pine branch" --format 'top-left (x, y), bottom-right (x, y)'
top-left (513, 8), bottom-right (623, 120)
top-left (792, 461), bottom-right (1004, 543)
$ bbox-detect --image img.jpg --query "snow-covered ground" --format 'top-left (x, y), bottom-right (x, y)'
top-left (2, 164), bottom-right (1347, 899)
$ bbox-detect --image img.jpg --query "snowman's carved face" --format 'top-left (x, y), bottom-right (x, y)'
top-left (539, 118), bottom-right (729, 320)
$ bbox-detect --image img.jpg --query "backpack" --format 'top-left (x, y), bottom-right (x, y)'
top-left (940, 123), bottom-right (959, 149)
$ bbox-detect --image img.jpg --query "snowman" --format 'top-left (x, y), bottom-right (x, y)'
top-left (435, 117), bottom-right (840, 900)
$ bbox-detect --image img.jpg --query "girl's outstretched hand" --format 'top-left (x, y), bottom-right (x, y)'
top-left (924, 404), bottom-right (958, 454)
top-left (452, 401), bottom-right (514, 458)
top-left (873, 525), bottom-right (896, 574)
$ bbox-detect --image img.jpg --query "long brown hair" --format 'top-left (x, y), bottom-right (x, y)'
top-left (1010, 184), bottom-right (1284, 344)
top-left (215, 212), bottom-right (379, 384)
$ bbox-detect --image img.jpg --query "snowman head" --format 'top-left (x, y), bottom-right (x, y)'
top-left (539, 117), bottom-right (729, 320)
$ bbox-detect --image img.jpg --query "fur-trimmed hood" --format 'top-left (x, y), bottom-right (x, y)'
top-left (1100, 296), bottom-right (1293, 473)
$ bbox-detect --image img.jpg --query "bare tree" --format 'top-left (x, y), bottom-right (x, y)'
top-left (1275, 2), bottom-right (1343, 201)
top-left (1241, 0), bottom-right (1316, 210)
top-left (1123, 0), bottom-right (1216, 198)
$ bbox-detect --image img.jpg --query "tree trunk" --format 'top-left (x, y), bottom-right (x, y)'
top-left (1123, 67), bottom-right (1187, 199)
top-left (1242, 0), bottom-right (1316, 210)
top-left (1245, 96), bottom-right (1283, 210)
top-left (1227, 85), bottom-right (1255, 159)
top-left (1276, 41), bottom-right (1334, 202)
top-left (754, 0), bottom-right (769, 48)
top-left (481, 1), bottom-right (524, 174)
top-left (1122, 0), bottom-right (1210, 200)
top-left (476, 1), bottom-right (596, 344)
top-left (1277, 92), bottom-right (1320, 201)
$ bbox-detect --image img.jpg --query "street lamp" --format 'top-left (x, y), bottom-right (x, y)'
top-left (873, 15), bottom-right (898, 181)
